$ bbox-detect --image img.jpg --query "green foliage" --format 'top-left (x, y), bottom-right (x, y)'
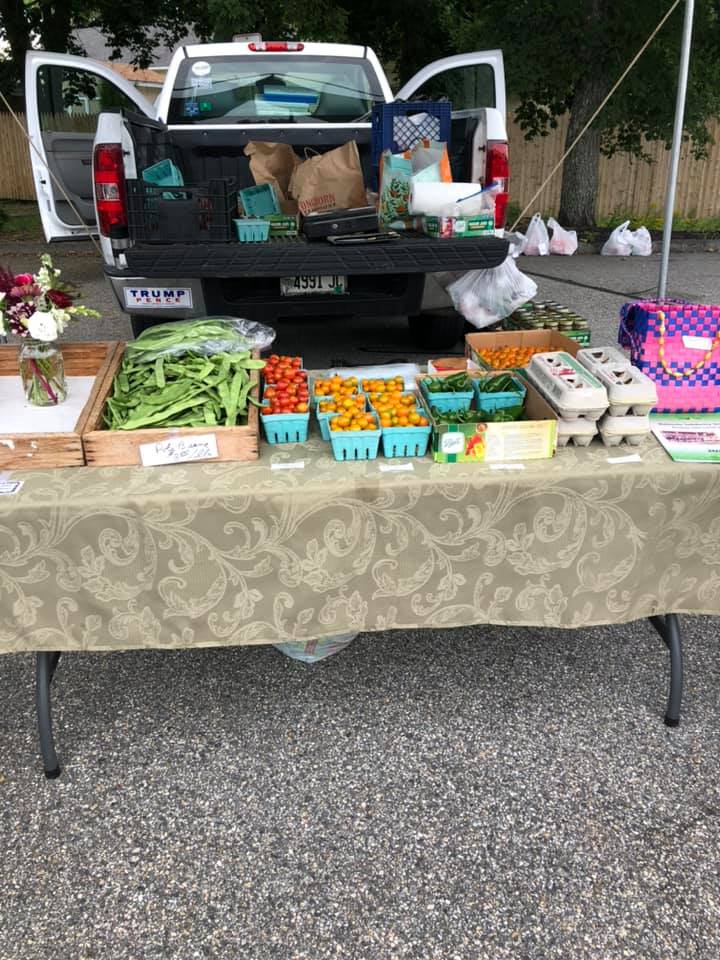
top-left (451, 0), bottom-right (720, 160)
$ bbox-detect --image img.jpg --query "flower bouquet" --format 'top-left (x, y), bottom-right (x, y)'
top-left (0, 254), bottom-right (100, 405)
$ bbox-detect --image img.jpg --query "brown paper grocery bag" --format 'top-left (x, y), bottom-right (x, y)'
top-left (289, 141), bottom-right (366, 215)
top-left (244, 141), bottom-right (299, 207)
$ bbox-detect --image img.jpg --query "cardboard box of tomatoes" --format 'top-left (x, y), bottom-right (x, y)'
top-left (465, 330), bottom-right (580, 371)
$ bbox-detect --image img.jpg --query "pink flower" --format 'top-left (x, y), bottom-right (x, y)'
top-left (13, 273), bottom-right (33, 285)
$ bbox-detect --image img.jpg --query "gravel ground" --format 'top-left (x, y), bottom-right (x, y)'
top-left (1, 244), bottom-right (720, 959)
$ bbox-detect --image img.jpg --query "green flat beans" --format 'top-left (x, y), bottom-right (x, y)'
top-left (104, 347), bottom-right (263, 431)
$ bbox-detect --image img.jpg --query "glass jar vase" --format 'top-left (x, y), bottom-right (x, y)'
top-left (19, 340), bottom-right (67, 406)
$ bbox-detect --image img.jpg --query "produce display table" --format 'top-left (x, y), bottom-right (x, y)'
top-left (2, 432), bottom-right (715, 775)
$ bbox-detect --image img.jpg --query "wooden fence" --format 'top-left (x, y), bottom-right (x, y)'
top-left (2, 109), bottom-right (720, 219)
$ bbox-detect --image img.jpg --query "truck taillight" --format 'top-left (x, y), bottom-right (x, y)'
top-left (486, 140), bottom-right (509, 228)
top-left (249, 41), bottom-right (304, 52)
top-left (93, 143), bottom-right (128, 239)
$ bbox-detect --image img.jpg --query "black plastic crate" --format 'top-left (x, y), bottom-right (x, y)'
top-left (126, 178), bottom-right (237, 243)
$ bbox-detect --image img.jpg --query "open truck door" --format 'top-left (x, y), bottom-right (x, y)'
top-left (396, 51), bottom-right (509, 226)
top-left (25, 51), bottom-right (154, 241)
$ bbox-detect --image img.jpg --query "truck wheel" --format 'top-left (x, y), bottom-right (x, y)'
top-left (408, 308), bottom-right (466, 351)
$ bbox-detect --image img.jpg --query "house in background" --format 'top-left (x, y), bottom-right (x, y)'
top-left (72, 26), bottom-right (200, 104)
top-left (102, 62), bottom-right (164, 106)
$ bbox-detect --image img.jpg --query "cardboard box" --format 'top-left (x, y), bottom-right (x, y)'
top-left (422, 214), bottom-right (495, 239)
top-left (427, 357), bottom-right (481, 375)
top-left (465, 329), bottom-right (581, 369)
top-left (268, 214), bottom-right (300, 237)
top-left (421, 373), bottom-right (558, 464)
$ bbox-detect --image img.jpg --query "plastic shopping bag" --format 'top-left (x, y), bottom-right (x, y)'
top-left (523, 213), bottom-right (550, 256)
top-left (547, 217), bottom-right (578, 256)
top-left (628, 226), bottom-right (652, 256)
top-left (273, 633), bottom-right (358, 664)
top-left (601, 220), bottom-right (633, 256)
top-left (448, 256), bottom-right (538, 329)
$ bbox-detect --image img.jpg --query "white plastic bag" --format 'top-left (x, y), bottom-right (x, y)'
top-left (628, 226), bottom-right (652, 256)
top-left (601, 220), bottom-right (633, 256)
top-left (273, 633), bottom-right (357, 664)
top-left (448, 256), bottom-right (538, 329)
top-left (503, 230), bottom-right (527, 258)
top-left (522, 213), bottom-right (550, 256)
top-left (547, 217), bottom-right (578, 256)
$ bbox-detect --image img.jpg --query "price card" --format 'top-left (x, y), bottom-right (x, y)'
top-left (139, 434), bottom-right (219, 467)
top-left (0, 480), bottom-right (23, 495)
top-left (378, 462), bottom-right (414, 473)
top-left (271, 461), bottom-right (305, 471)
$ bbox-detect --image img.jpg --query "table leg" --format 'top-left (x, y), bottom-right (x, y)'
top-left (36, 652), bottom-right (62, 779)
top-left (649, 615), bottom-right (683, 727)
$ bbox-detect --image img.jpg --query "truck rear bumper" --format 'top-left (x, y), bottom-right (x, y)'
top-left (106, 275), bottom-right (206, 318)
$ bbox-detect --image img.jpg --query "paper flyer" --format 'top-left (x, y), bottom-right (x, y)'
top-left (651, 414), bottom-right (720, 463)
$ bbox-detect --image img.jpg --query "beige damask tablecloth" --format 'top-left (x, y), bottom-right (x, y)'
top-left (1, 433), bottom-right (720, 652)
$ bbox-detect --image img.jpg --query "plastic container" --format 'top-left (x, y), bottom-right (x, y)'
top-left (234, 219), bottom-right (271, 242)
top-left (261, 410), bottom-right (310, 444)
top-left (473, 374), bottom-right (527, 417)
top-left (126, 178), bottom-right (237, 243)
top-left (141, 158), bottom-right (184, 188)
top-left (317, 395), bottom-right (368, 442)
top-left (597, 413), bottom-right (651, 447)
top-left (381, 424), bottom-right (432, 458)
top-left (419, 377), bottom-right (474, 414)
top-left (556, 417), bottom-right (598, 447)
top-left (329, 414), bottom-right (382, 462)
top-left (238, 183), bottom-right (280, 217)
top-left (525, 352), bottom-right (608, 420)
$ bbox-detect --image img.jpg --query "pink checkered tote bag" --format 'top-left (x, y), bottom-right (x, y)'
top-left (619, 300), bottom-right (720, 413)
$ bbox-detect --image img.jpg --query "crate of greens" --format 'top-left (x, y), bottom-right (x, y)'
top-left (82, 318), bottom-right (264, 466)
top-left (418, 372), bottom-right (475, 414)
top-left (473, 372), bottom-right (526, 420)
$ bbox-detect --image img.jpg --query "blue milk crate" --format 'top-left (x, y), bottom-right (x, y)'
top-left (261, 410), bottom-right (310, 444)
top-left (329, 415), bottom-right (382, 462)
top-left (381, 424), bottom-right (432, 458)
top-left (371, 100), bottom-right (452, 168)
top-left (419, 377), bottom-right (474, 414)
top-left (473, 374), bottom-right (527, 417)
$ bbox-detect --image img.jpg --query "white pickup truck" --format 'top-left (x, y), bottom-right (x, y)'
top-left (26, 40), bottom-right (509, 346)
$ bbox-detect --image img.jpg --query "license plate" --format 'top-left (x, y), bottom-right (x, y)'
top-left (123, 287), bottom-right (193, 309)
top-left (280, 275), bottom-right (347, 296)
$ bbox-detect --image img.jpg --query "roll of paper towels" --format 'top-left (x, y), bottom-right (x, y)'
top-left (409, 182), bottom-right (487, 216)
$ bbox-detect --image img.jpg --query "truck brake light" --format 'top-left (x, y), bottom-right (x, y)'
top-left (249, 41), bottom-right (304, 52)
top-left (93, 143), bottom-right (128, 239)
top-left (486, 140), bottom-right (509, 228)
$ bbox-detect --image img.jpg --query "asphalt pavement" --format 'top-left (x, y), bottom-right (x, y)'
top-left (1, 244), bottom-right (720, 959)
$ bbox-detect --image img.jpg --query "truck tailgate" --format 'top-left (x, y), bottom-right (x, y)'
top-left (121, 234), bottom-right (509, 278)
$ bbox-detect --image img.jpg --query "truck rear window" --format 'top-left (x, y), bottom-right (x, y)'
top-left (168, 56), bottom-right (384, 123)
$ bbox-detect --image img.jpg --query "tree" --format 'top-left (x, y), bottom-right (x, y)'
top-left (0, 0), bottom-right (211, 95)
top-left (452, 0), bottom-right (720, 226)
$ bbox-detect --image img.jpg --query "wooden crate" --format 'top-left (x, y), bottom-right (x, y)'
top-left (82, 344), bottom-right (260, 466)
top-left (0, 341), bottom-right (122, 470)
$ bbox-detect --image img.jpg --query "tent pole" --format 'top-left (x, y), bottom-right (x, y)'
top-left (658, 0), bottom-right (695, 299)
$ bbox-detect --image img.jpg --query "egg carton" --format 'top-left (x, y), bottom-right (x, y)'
top-left (556, 417), bottom-right (598, 447)
top-left (577, 346), bottom-right (657, 416)
top-left (525, 351), bottom-right (608, 420)
top-left (597, 413), bottom-right (652, 447)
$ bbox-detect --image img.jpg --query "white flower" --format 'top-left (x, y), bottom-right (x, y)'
top-left (52, 308), bottom-right (70, 333)
top-left (27, 310), bottom-right (59, 341)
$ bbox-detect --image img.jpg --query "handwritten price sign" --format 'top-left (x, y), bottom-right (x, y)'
top-left (139, 434), bottom-right (219, 467)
